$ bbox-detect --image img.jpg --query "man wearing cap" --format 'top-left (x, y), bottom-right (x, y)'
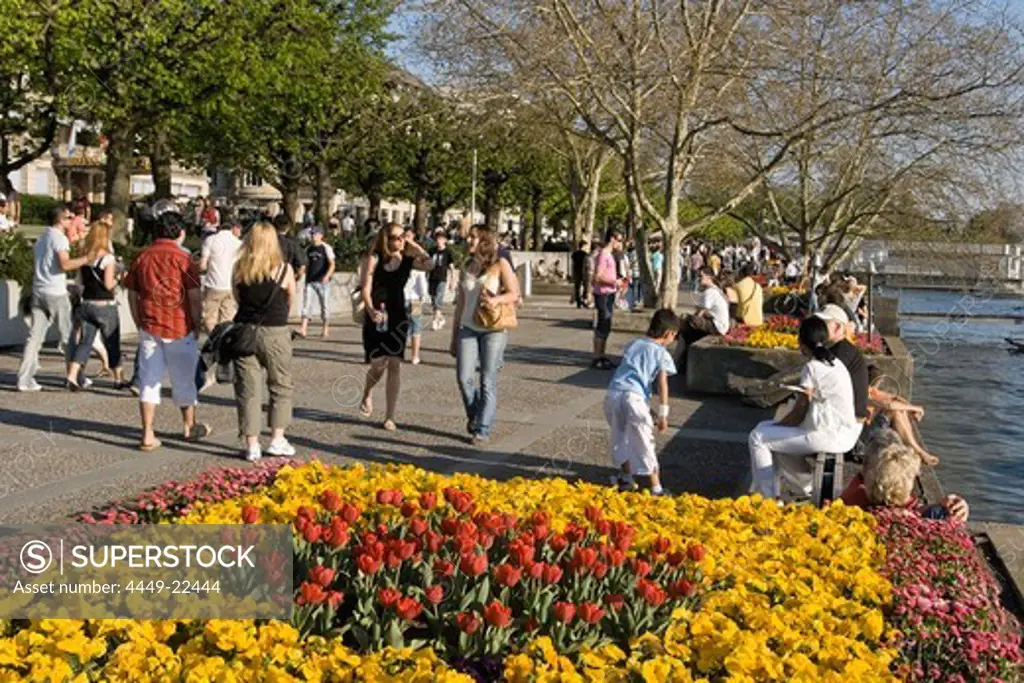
top-left (816, 304), bottom-right (872, 425)
top-left (299, 226), bottom-right (335, 338)
top-left (427, 229), bottom-right (454, 330)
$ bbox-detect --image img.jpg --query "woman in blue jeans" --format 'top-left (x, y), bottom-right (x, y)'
top-left (450, 225), bottom-right (521, 444)
top-left (66, 221), bottom-right (125, 389)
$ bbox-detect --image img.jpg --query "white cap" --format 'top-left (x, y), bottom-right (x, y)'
top-left (815, 304), bottom-right (850, 324)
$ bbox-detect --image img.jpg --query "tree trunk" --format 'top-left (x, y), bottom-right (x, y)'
top-left (103, 124), bottom-right (134, 242)
top-left (430, 197), bottom-right (446, 233)
top-left (483, 181), bottom-right (500, 231)
top-left (150, 129), bottom-right (172, 200)
top-left (661, 230), bottom-right (682, 310)
top-left (583, 169), bottom-right (602, 245)
top-left (313, 159), bottom-right (333, 228)
top-left (279, 180), bottom-right (300, 231)
top-left (368, 188), bottom-right (383, 226)
top-left (413, 186), bottom-right (428, 238)
top-left (531, 187), bottom-right (543, 251)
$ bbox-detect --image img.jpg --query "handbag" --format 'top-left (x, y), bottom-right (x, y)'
top-left (215, 266), bottom-right (287, 361)
top-left (472, 268), bottom-right (518, 331)
top-left (350, 287), bottom-right (365, 324)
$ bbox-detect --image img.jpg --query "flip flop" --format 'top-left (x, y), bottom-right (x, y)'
top-left (359, 401), bottom-right (372, 418)
top-left (186, 423), bottom-right (212, 442)
top-left (382, 419), bottom-right (397, 431)
top-left (139, 439), bottom-right (162, 452)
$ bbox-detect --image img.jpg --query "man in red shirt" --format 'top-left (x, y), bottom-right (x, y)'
top-left (125, 210), bottom-right (210, 450)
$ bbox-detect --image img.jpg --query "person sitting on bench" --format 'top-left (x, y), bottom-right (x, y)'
top-left (748, 316), bottom-right (862, 499)
top-left (841, 428), bottom-right (968, 521)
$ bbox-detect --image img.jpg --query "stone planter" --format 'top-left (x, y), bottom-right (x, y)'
top-left (685, 334), bottom-right (915, 398)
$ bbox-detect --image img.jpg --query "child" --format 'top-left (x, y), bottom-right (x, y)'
top-left (604, 308), bottom-right (679, 494)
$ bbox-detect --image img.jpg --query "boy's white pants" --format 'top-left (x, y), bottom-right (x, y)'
top-left (604, 390), bottom-right (658, 476)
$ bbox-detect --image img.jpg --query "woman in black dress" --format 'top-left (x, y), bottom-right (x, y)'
top-left (359, 223), bottom-right (432, 430)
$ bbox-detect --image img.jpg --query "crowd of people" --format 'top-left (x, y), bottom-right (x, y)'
top-left (10, 197), bottom-right (962, 521)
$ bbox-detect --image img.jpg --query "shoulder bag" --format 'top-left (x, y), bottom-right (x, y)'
top-left (214, 266), bottom-right (287, 361)
top-left (473, 266), bottom-right (518, 332)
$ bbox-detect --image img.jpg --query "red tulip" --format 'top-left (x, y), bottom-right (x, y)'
top-left (396, 597), bottom-right (423, 621)
top-left (357, 554), bottom-right (382, 575)
top-left (409, 518), bottom-right (428, 536)
top-left (308, 565), bottom-right (335, 588)
top-left (424, 584), bottom-right (444, 605)
top-left (666, 551), bottom-right (685, 567)
top-left (477, 531), bottom-right (495, 550)
top-left (606, 549), bottom-right (626, 567)
top-left (639, 580), bottom-right (666, 607)
top-left (400, 502), bottom-right (417, 518)
top-left (630, 558), bottom-right (651, 578)
top-left (340, 503), bottom-right (360, 524)
top-left (419, 491), bottom-right (437, 509)
top-left (687, 543), bottom-right (706, 562)
top-left (302, 523), bottom-right (323, 544)
top-left (425, 530), bottom-right (444, 553)
top-left (524, 617), bottom-right (540, 632)
top-left (494, 563), bottom-right (522, 588)
top-left (483, 600), bottom-right (512, 628)
top-left (531, 510), bottom-right (550, 526)
top-left (324, 524), bottom-right (350, 549)
top-left (460, 552), bottom-right (488, 577)
top-left (549, 534), bottom-right (569, 552)
top-left (378, 587), bottom-right (401, 609)
top-left (451, 492), bottom-right (473, 514)
top-left (572, 546), bottom-right (598, 570)
top-left (584, 505), bottom-right (602, 523)
top-left (327, 590), bottom-right (344, 609)
top-left (297, 505), bottom-right (317, 520)
top-left (456, 612), bottom-right (481, 634)
top-left (296, 581), bottom-right (327, 606)
top-left (541, 564), bottom-right (563, 585)
top-left (528, 561), bottom-right (545, 580)
top-left (508, 540), bottom-right (535, 567)
top-left (441, 517), bottom-right (460, 536)
top-left (653, 537), bottom-right (671, 554)
top-left (595, 519), bottom-right (611, 537)
top-left (577, 602), bottom-right (605, 624)
top-left (532, 524), bottom-right (550, 541)
top-left (376, 489), bottom-right (395, 506)
top-left (564, 523), bottom-right (586, 544)
top-left (669, 578), bottom-right (697, 598)
top-left (433, 559), bottom-right (455, 578)
top-left (592, 561), bottom-right (608, 579)
top-left (319, 490), bottom-right (341, 511)
top-left (241, 505), bottom-right (260, 524)
top-left (553, 601), bottom-right (576, 624)
top-left (605, 593), bottom-right (625, 610)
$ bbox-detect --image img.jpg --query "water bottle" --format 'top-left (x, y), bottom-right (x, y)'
top-left (375, 304), bottom-right (388, 333)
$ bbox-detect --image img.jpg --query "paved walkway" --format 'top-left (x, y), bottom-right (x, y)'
top-left (0, 296), bottom-right (770, 522)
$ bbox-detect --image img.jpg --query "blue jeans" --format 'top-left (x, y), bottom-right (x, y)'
top-left (69, 301), bottom-right (121, 369)
top-left (456, 327), bottom-right (507, 437)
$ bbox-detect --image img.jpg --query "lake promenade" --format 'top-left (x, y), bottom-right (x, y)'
top-left (0, 293), bottom-right (1021, 624)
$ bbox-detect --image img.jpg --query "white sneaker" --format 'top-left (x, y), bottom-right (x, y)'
top-left (17, 380), bottom-right (42, 392)
top-left (411, 357), bottom-right (421, 365)
top-left (437, 317), bottom-right (446, 330)
top-left (82, 377), bottom-right (93, 389)
top-left (266, 439), bottom-right (295, 457)
top-left (245, 444), bottom-right (263, 463)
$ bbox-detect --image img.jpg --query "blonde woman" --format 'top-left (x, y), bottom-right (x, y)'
top-left (450, 225), bottom-right (520, 443)
top-left (359, 223), bottom-right (432, 430)
top-left (66, 221), bottom-right (123, 389)
top-left (232, 222), bottom-right (296, 462)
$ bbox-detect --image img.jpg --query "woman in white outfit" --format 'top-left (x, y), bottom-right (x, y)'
top-left (748, 315), bottom-right (863, 499)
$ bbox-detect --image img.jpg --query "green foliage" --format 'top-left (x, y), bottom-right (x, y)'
top-left (0, 232), bottom-right (34, 289)
top-left (19, 194), bottom-right (61, 227)
top-left (327, 233), bottom-right (370, 273)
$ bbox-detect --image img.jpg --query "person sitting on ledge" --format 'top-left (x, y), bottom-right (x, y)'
top-left (679, 267), bottom-right (730, 371)
top-left (748, 316), bottom-right (863, 500)
top-left (841, 428), bottom-right (968, 521)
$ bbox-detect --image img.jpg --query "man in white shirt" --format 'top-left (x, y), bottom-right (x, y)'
top-left (0, 199), bottom-right (11, 233)
top-left (678, 266), bottom-right (730, 371)
top-left (17, 207), bottom-right (97, 391)
top-left (199, 219), bottom-right (242, 333)
top-left (341, 213), bottom-right (355, 235)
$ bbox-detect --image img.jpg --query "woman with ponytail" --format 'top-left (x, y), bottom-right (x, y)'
top-left (748, 315), bottom-right (862, 499)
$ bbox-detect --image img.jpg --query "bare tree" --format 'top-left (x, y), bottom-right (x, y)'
top-left (421, 0), bottom-right (1024, 307)
top-left (718, 0), bottom-right (1024, 271)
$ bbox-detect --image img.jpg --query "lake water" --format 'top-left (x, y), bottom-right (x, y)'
top-left (887, 287), bottom-right (1024, 524)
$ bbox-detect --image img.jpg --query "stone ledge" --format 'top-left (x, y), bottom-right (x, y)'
top-left (685, 335), bottom-right (915, 398)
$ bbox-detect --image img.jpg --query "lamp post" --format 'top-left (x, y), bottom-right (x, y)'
top-left (470, 149), bottom-right (477, 224)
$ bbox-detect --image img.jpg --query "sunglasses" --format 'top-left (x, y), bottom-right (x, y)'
top-left (389, 233), bottom-right (405, 241)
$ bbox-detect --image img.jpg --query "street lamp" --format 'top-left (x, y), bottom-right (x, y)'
top-left (860, 243), bottom-right (889, 334)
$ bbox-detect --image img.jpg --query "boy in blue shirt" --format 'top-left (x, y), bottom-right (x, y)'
top-left (605, 309), bottom-right (679, 494)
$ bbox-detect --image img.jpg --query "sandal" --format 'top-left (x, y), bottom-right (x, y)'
top-left (359, 399), bottom-right (373, 418)
top-left (382, 419), bottom-right (397, 431)
top-left (185, 423), bottom-right (212, 442)
top-left (139, 439), bottom-right (162, 452)
top-left (65, 379), bottom-right (82, 392)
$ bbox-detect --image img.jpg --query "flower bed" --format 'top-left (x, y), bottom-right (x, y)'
top-left (723, 315), bottom-right (885, 354)
top-left (875, 508), bottom-right (1022, 682)
top-left (0, 460), bottom-right (902, 682)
